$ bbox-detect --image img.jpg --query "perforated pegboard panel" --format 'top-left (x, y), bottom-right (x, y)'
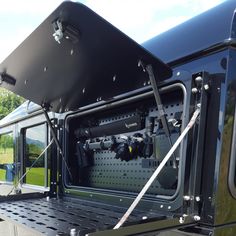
top-left (0, 197), bottom-right (165, 236)
top-left (85, 101), bottom-right (183, 195)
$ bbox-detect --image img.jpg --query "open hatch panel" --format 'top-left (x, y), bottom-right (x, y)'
top-left (0, 1), bottom-right (172, 113)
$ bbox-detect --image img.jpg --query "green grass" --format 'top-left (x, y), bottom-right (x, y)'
top-left (26, 167), bottom-right (45, 186)
top-left (0, 169), bottom-right (6, 181)
top-left (0, 148), bottom-right (14, 181)
top-left (0, 148), bottom-right (13, 164)
top-left (25, 168), bottom-right (50, 187)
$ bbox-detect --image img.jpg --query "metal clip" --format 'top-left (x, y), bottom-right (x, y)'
top-left (53, 20), bottom-right (64, 44)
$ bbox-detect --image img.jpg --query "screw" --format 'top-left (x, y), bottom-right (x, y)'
top-left (179, 216), bottom-right (185, 224)
top-left (204, 84), bottom-right (210, 91)
top-left (177, 72), bottom-right (181, 76)
top-left (193, 215), bottom-right (201, 221)
top-left (160, 205), bottom-right (163, 208)
top-left (195, 76), bottom-right (203, 83)
top-left (113, 75), bottom-right (116, 82)
top-left (168, 206), bottom-right (171, 210)
top-left (195, 196), bottom-right (201, 202)
top-left (44, 66), bottom-right (47, 72)
top-left (70, 49), bottom-right (74, 55)
top-left (70, 228), bottom-right (76, 236)
top-left (191, 88), bottom-right (198, 94)
top-left (184, 195), bottom-right (190, 201)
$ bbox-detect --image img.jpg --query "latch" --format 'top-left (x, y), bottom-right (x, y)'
top-left (52, 19), bottom-right (80, 44)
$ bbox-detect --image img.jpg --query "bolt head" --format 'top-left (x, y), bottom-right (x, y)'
top-left (204, 84), bottom-right (210, 90)
top-left (193, 215), bottom-right (201, 221)
top-left (196, 196), bottom-right (201, 202)
top-left (191, 88), bottom-right (198, 94)
top-left (184, 195), bottom-right (190, 201)
top-left (179, 217), bottom-right (185, 224)
top-left (195, 76), bottom-right (203, 83)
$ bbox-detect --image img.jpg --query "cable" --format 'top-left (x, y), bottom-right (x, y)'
top-left (7, 139), bottom-right (54, 196)
top-left (113, 108), bottom-right (200, 229)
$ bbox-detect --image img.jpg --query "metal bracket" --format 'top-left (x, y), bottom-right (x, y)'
top-left (52, 19), bottom-right (64, 44)
top-left (0, 72), bottom-right (16, 86)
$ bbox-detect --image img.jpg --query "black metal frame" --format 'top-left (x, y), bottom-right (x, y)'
top-left (62, 80), bottom-right (191, 212)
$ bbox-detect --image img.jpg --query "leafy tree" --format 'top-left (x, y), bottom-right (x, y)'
top-left (0, 88), bottom-right (25, 120)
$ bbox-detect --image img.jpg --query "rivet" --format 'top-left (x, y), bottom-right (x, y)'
top-left (204, 84), bottom-right (210, 91)
top-left (168, 206), bottom-right (171, 210)
top-left (191, 88), bottom-right (198, 94)
top-left (179, 217), bottom-right (184, 224)
top-left (184, 195), bottom-right (190, 201)
top-left (193, 215), bottom-right (201, 221)
top-left (160, 205), bottom-right (163, 208)
top-left (70, 228), bottom-right (76, 236)
top-left (177, 72), bottom-right (181, 76)
top-left (44, 66), bottom-right (47, 72)
top-left (195, 196), bottom-right (201, 202)
top-left (24, 79), bottom-right (28, 85)
top-left (142, 216), bottom-right (148, 220)
top-left (70, 49), bottom-right (74, 55)
top-left (82, 88), bottom-right (85, 94)
top-left (113, 75), bottom-right (116, 82)
top-left (195, 76), bottom-right (203, 83)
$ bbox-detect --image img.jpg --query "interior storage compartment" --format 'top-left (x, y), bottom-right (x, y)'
top-left (66, 84), bottom-right (184, 198)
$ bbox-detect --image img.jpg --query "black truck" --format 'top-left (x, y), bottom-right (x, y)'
top-left (0, 1), bottom-right (236, 235)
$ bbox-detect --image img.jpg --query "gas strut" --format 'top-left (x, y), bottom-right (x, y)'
top-left (141, 62), bottom-right (177, 167)
top-left (42, 106), bottom-right (73, 181)
top-left (114, 107), bottom-right (200, 229)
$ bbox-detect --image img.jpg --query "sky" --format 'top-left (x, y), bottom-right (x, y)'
top-left (0, 0), bottom-right (226, 63)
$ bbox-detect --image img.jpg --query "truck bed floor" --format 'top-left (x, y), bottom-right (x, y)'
top-left (0, 197), bottom-right (165, 235)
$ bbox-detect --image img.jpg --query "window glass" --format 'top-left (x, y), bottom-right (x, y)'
top-left (0, 132), bottom-right (14, 182)
top-left (25, 124), bottom-right (47, 187)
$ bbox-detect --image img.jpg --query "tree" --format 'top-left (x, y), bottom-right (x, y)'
top-left (0, 88), bottom-right (25, 120)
